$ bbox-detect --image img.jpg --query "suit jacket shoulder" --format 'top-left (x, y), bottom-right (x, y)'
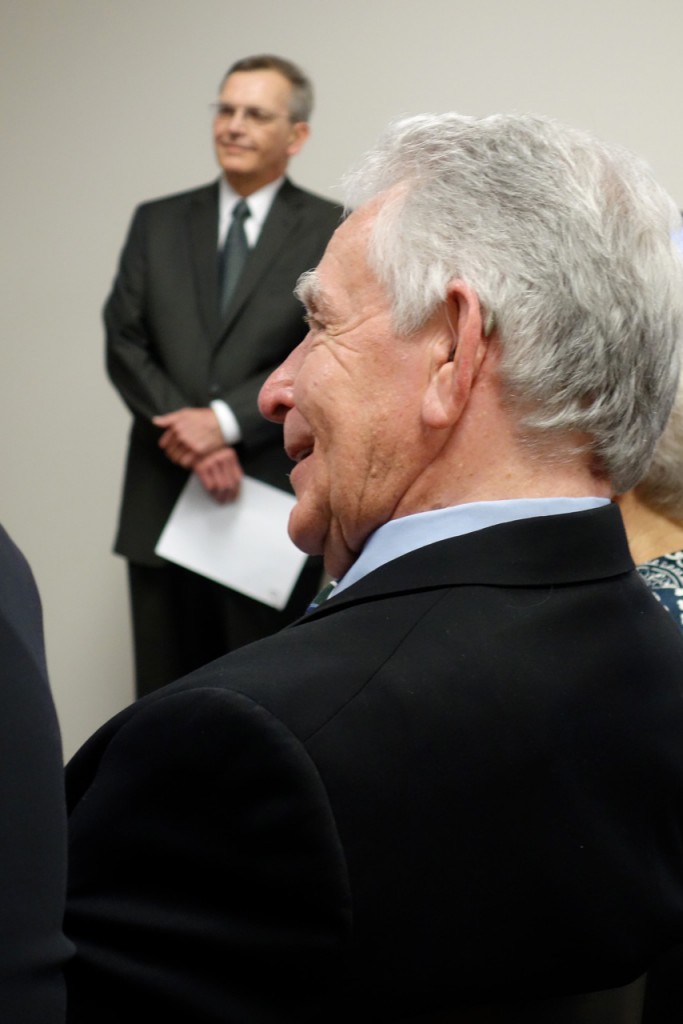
top-left (66, 506), bottom-right (683, 1018)
top-left (275, 178), bottom-right (343, 218)
top-left (134, 180), bottom-right (218, 216)
top-left (0, 526), bottom-right (72, 1022)
top-left (133, 177), bottom-right (341, 225)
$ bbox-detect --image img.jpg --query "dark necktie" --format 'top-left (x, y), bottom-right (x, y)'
top-left (219, 199), bottom-right (250, 315)
top-left (306, 579), bottom-right (337, 613)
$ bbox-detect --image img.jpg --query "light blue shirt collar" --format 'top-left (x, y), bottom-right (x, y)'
top-left (333, 497), bottom-right (610, 596)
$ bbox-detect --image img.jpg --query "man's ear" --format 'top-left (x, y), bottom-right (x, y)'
top-left (422, 280), bottom-right (489, 429)
top-left (287, 121), bottom-right (310, 157)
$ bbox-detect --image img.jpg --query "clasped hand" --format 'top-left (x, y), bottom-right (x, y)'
top-left (153, 408), bottom-right (242, 503)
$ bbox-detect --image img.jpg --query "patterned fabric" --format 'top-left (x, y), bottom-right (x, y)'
top-left (637, 550), bottom-right (683, 629)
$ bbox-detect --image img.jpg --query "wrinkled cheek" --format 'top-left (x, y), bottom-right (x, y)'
top-left (328, 478), bottom-right (374, 558)
top-left (336, 461), bottom-right (401, 553)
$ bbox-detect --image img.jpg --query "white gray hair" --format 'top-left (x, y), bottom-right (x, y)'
top-left (342, 113), bottom-right (683, 492)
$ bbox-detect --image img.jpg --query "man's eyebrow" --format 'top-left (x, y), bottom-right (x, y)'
top-left (294, 269), bottom-right (321, 310)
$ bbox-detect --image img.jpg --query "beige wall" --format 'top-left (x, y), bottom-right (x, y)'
top-left (2, 0), bottom-right (682, 758)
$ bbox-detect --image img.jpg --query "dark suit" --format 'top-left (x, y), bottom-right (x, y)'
top-left (0, 526), bottom-right (73, 1021)
top-left (105, 178), bottom-right (342, 691)
top-left (65, 505), bottom-right (683, 1022)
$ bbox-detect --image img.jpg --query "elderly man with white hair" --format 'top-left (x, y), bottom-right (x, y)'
top-left (65, 113), bottom-right (683, 1024)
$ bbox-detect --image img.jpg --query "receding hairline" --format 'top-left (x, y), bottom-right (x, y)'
top-left (219, 54), bottom-right (314, 122)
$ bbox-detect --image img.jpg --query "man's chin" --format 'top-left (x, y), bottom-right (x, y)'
top-left (287, 506), bottom-right (326, 561)
top-left (287, 505), bottom-right (357, 580)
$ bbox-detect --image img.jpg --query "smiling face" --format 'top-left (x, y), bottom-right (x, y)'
top-left (259, 204), bottom-right (450, 579)
top-left (213, 69), bottom-right (309, 195)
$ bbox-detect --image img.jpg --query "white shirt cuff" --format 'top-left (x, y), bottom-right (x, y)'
top-left (210, 400), bottom-right (242, 445)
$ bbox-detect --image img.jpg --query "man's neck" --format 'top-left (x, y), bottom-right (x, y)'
top-left (224, 170), bottom-right (286, 198)
top-left (398, 353), bottom-right (612, 517)
top-left (394, 448), bottom-right (611, 524)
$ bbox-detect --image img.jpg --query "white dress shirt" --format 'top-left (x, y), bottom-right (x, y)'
top-left (211, 176), bottom-right (285, 444)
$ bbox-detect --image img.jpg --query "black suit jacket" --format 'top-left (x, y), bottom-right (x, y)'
top-left (105, 178), bottom-right (342, 565)
top-left (0, 526), bottom-right (73, 1021)
top-left (64, 506), bottom-right (683, 1022)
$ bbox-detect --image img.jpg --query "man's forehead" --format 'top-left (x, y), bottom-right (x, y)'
top-left (220, 68), bottom-right (292, 101)
top-left (323, 205), bottom-right (377, 272)
top-left (302, 205), bottom-right (390, 314)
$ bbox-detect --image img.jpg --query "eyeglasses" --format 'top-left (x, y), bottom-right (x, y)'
top-left (210, 103), bottom-right (292, 127)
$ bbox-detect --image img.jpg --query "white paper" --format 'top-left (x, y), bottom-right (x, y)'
top-left (155, 474), bottom-right (307, 610)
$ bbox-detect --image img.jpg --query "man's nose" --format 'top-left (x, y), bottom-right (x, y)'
top-left (258, 349), bottom-right (299, 423)
top-left (222, 108), bottom-right (249, 132)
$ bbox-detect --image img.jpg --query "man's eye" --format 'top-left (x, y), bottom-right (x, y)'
top-left (249, 109), bottom-right (272, 124)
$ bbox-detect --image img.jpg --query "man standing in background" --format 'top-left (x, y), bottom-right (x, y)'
top-left (105, 54), bottom-right (341, 697)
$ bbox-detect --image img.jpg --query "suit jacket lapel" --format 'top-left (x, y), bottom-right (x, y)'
top-left (217, 180), bottom-right (299, 340)
top-left (187, 183), bottom-right (221, 343)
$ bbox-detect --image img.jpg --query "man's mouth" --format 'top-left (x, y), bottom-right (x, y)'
top-left (286, 438), bottom-right (314, 464)
top-left (284, 417), bottom-right (316, 466)
top-left (292, 445), bottom-right (313, 464)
